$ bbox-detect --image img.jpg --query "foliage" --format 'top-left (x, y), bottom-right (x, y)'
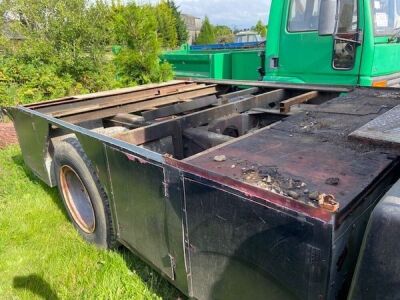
top-left (0, 146), bottom-right (181, 299)
top-left (155, 1), bottom-right (178, 49)
top-left (112, 3), bottom-right (173, 86)
top-left (0, 0), bottom-right (119, 106)
top-left (0, 0), bottom-right (175, 107)
top-left (167, 0), bottom-right (188, 46)
top-left (214, 25), bottom-right (234, 43)
top-left (254, 20), bottom-right (267, 38)
top-left (195, 16), bottom-right (215, 45)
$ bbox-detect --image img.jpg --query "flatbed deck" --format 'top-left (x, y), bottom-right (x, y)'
top-left (184, 89), bottom-right (400, 217)
top-left (5, 80), bottom-right (400, 300)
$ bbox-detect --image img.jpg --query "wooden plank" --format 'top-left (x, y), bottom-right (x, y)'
top-left (141, 95), bottom-right (218, 121)
top-left (280, 91), bottom-right (319, 113)
top-left (60, 86), bottom-right (219, 124)
top-left (115, 89), bottom-right (287, 147)
top-left (26, 80), bottom-right (189, 110)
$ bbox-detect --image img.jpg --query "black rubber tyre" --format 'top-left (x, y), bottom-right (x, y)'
top-left (53, 136), bottom-right (116, 249)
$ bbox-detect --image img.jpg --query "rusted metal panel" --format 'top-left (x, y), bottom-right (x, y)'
top-left (48, 84), bottom-right (210, 117)
top-left (115, 89), bottom-right (287, 147)
top-left (167, 156), bottom-right (333, 222)
top-left (58, 85), bottom-right (220, 123)
top-left (183, 127), bottom-right (394, 215)
top-left (142, 95), bottom-right (218, 121)
top-left (27, 80), bottom-right (189, 110)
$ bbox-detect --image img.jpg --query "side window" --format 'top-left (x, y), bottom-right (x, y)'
top-left (288, 0), bottom-right (321, 32)
top-left (248, 35), bottom-right (257, 42)
top-left (337, 0), bottom-right (358, 33)
top-left (333, 0), bottom-right (358, 70)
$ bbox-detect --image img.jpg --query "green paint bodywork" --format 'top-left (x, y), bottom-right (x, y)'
top-left (161, 45), bottom-right (263, 80)
top-left (163, 0), bottom-right (400, 87)
top-left (265, 0), bottom-right (400, 86)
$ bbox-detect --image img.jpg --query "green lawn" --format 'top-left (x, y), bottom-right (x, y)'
top-left (0, 146), bottom-right (182, 300)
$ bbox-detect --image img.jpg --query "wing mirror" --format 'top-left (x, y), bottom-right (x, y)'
top-left (319, 0), bottom-right (338, 35)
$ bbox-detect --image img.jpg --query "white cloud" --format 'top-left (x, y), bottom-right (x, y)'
top-left (140, 0), bottom-right (271, 28)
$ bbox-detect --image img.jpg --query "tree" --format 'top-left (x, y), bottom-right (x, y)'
top-left (112, 3), bottom-right (173, 85)
top-left (155, 1), bottom-right (178, 49)
top-left (195, 16), bottom-right (215, 45)
top-left (0, 0), bottom-right (116, 105)
top-left (214, 25), bottom-right (234, 43)
top-left (0, 0), bottom-right (175, 106)
top-left (167, 0), bottom-right (188, 45)
top-left (254, 20), bottom-right (267, 38)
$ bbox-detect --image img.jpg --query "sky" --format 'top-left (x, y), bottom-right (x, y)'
top-left (140, 0), bottom-right (271, 29)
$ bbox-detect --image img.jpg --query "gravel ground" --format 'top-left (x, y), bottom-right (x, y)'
top-left (0, 122), bottom-right (18, 149)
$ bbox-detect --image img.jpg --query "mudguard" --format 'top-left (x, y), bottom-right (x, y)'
top-left (349, 180), bottom-right (400, 300)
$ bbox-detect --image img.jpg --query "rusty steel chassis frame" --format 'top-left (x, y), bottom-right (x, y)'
top-left (4, 80), bottom-right (394, 300)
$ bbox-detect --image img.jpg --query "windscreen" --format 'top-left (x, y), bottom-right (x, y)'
top-left (372, 0), bottom-right (400, 36)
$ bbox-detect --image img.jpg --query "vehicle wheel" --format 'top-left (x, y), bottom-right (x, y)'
top-left (53, 135), bottom-right (116, 249)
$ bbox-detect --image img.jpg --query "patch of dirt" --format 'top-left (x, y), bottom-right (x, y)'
top-left (0, 122), bottom-right (18, 149)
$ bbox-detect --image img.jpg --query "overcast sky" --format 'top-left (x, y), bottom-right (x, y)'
top-left (139, 0), bottom-right (271, 28)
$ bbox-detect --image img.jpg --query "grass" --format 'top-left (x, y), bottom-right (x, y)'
top-left (0, 146), bottom-right (182, 300)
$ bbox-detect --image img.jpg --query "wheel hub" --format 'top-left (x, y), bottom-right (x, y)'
top-left (59, 165), bottom-right (95, 234)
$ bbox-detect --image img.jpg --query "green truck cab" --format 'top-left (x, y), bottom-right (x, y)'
top-left (266, 0), bottom-right (400, 87)
top-left (164, 0), bottom-right (400, 87)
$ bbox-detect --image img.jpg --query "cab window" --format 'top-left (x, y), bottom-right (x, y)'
top-left (372, 0), bottom-right (400, 36)
top-left (333, 0), bottom-right (358, 70)
top-left (288, 0), bottom-right (321, 32)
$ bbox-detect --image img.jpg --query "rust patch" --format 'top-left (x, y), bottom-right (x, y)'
top-left (318, 194), bottom-right (339, 213)
top-left (125, 153), bottom-right (148, 164)
top-left (166, 156), bottom-right (333, 223)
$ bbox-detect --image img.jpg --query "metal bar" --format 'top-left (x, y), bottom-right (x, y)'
top-left (280, 91), bottom-right (320, 113)
top-left (190, 78), bottom-right (352, 93)
top-left (219, 87), bottom-right (260, 104)
top-left (59, 86), bottom-right (219, 124)
top-left (45, 83), bottom-right (209, 116)
top-left (27, 80), bottom-right (190, 110)
top-left (142, 95), bottom-right (218, 121)
top-left (12, 106), bottom-right (164, 163)
top-left (115, 89), bottom-right (287, 147)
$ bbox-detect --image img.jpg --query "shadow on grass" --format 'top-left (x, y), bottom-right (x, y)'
top-left (13, 274), bottom-right (59, 300)
top-left (12, 153), bottom-right (185, 299)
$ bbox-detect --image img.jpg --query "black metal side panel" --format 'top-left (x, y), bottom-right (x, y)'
top-left (105, 146), bottom-right (173, 279)
top-left (8, 108), bottom-right (53, 186)
top-left (349, 181), bottom-right (400, 300)
top-left (183, 177), bottom-right (332, 300)
top-left (164, 166), bottom-right (189, 294)
top-left (75, 134), bottom-right (113, 205)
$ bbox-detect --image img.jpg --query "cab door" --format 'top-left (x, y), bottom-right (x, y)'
top-left (273, 0), bottom-right (363, 86)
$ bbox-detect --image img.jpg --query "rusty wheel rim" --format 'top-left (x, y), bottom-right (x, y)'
top-left (59, 165), bottom-right (95, 234)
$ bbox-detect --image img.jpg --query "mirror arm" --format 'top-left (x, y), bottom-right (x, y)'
top-left (334, 30), bottom-right (363, 45)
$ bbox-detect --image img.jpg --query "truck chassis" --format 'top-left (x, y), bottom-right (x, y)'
top-left (4, 80), bottom-right (400, 299)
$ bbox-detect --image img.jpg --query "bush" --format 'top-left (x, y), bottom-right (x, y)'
top-left (112, 3), bottom-right (173, 86)
top-left (0, 0), bottom-right (174, 107)
top-left (195, 16), bottom-right (215, 45)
